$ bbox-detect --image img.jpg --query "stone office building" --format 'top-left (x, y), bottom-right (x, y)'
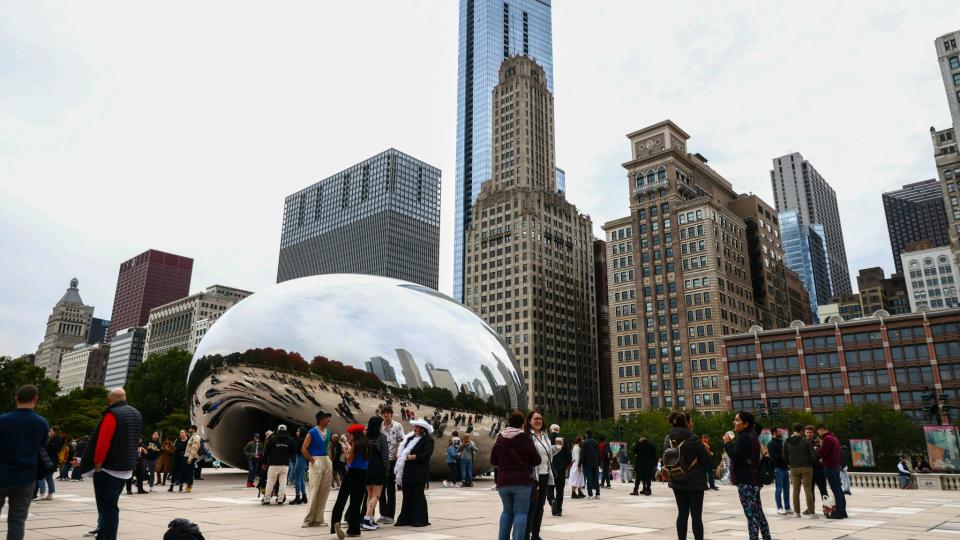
top-left (463, 56), bottom-right (598, 418)
top-left (722, 308), bottom-right (960, 423)
top-left (59, 343), bottom-right (110, 393)
top-left (606, 120), bottom-right (766, 416)
top-left (35, 279), bottom-right (95, 381)
top-left (144, 285), bottom-right (252, 357)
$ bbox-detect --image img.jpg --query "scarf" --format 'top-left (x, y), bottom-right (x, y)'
top-left (394, 431), bottom-right (422, 487)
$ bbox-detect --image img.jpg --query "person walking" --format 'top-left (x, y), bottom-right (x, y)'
top-left (444, 439), bottom-right (459, 487)
top-left (617, 445), bottom-right (632, 484)
top-left (459, 433), bottom-right (478, 487)
top-left (332, 424), bottom-right (368, 538)
top-left (168, 430), bottom-right (187, 493)
top-left (262, 424), bottom-right (295, 505)
top-left (567, 437), bottom-right (585, 499)
top-left (549, 434), bottom-right (570, 516)
top-left (631, 435), bottom-right (657, 496)
top-left (36, 426), bottom-right (61, 501)
top-left (664, 411), bottom-right (710, 540)
top-left (722, 411), bottom-right (771, 540)
top-left (598, 435), bottom-right (612, 488)
top-left (783, 423), bottom-right (817, 518)
top-left (80, 388), bottom-right (143, 540)
top-left (125, 436), bottom-right (147, 495)
top-left (290, 426), bottom-right (309, 505)
top-left (816, 424), bottom-right (847, 519)
top-left (579, 431), bottom-right (600, 499)
top-left (0, 385), bottom-right (49, 540)
top-left (362, 416), bottom-right (389, 531)
top-left (394, 418), bottom-right (434, 528)
top-left (524, 410), bottom-right (554, 540)
top-left (840, 445), bottom-right (853, 495)
top-left (143, 432), bottom-right (161, 492)
top-left (301, 410), bottom-right (334, 528)
top-left (490, 411), bottom-right (540, 540)
top-left (182, 426), bottom-right (202, 494)
top-left (243, 433), bottom-right (263, 488)
top-left (767, 428), bottom-right (790, 515)
top-left (897, 456), bottom-right (912, 489)
top-left (377, 406), bottom-right (404, 525)
top-left (701, 434), bottom-right (718, 491)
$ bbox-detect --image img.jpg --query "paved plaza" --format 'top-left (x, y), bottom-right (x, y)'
top-left (6, 469), bottom-right (960, 539)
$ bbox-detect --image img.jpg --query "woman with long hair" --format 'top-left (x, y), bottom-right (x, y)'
top-left (490, 411), bottom-right (540, 540)
top-left (394, 419), bottom-right (435, 528)
top-left (362, 416), bottom-right (389, 531)
top-left (459, 433), bottom-right (478, 487)
top-left (524, 410), bottom-right (553, 540)
top-left (331, 425), bottom-right (368, 538)
top-left (156, 438), bottom-right (174, 485)
top-left (568, 436), bottom-right (585, 498)
top-left (665, 411), bottom-right (711, 540)
top-left (723, 411), bottom-right (771, 540)
top-left (169, 430), bottom-right (188, 493)
top-left (331, 433), bottom-right (344, 489)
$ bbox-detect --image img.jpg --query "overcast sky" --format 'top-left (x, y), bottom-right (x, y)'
top-left (2, 1), bottom-right (958, 356)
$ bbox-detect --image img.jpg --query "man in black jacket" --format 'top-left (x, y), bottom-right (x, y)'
top-left (262, 424), bottom-right (295, 505)
top-left (782, 423), bottom-right (817, 518)
top-left (631, 436), bottom-right (657, 496)
top-left (580, 431), bottom-right (601, 499)
top-left (81, 388), bottom-right (143, 540)
top-left (548, 427), bottom-right (571, 516)
top-left (767, 428), bottom-right (790, 515)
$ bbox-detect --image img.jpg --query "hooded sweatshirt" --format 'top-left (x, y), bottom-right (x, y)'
top-left (490, 427), bottom-right (540, 488)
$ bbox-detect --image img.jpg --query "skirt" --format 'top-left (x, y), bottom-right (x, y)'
top-left (395, 482), bottom-right (430, 527)
top-left (568, 466), bottom-right (585, 489)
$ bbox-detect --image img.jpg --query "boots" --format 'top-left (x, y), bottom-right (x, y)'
top-left (168, 484), bottom-right (174, 493)
top-left (185, 486), bottom-right (192, 493)
top-left (290, 495), bottom-right (302, 505)
top-left (301, 494), bottom-right (307, 505)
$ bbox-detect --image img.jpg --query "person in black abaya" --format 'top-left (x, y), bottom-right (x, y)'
top-left (394, 419), bottom-right (435, 528)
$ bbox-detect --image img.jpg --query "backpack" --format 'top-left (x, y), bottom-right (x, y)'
top-left (757, 454), bottom-right (774, 485)
top-left (662, 438), bottom-right (698, 481)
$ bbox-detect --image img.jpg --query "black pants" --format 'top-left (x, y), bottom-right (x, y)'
top-left (813, 466), bottom-right (827, 498)
top-left (94, 471), bottom-right (127, 540)
top-left (673, 488), bottom-right (704, 540)
top-left (706, 466), bottom-right (717, 489)
top-left (601, 464), bottom-right (611, 487)
top-left (379, 461), bottom-right (397, 518)
top-left (634, 472), bottom-right (652, 494)
top-left (551, 475), bottom-right (565, 514)
top-left (525, 473), bottom-right (549, 539)
top-left (330, 468), bottom-right (365, 534)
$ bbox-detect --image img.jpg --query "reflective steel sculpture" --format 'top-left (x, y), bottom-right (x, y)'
top-left (188, 274), bottom-right (526, 475)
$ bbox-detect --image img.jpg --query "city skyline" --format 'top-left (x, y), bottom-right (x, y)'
top-left (3, 2), bottom-right (960, 355)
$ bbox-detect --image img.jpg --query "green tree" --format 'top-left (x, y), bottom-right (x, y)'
top-left (0, 356), bottom-right (60, 414)
top-left (155, 411), bottom-right (191, 441)
top-left (827, 402), bottom-right (924, 471)
top-left (126, 349), bottom-right (192, 431)
top-left (37, 386), bottom-right (109, 436)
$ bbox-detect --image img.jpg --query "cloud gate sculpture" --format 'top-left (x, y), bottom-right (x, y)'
top-left (188, 274), bottom-right (526, 476)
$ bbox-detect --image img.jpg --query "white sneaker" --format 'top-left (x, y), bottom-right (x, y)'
top-left (41, 493), bottom-right (53, 501)
top-left (442, 480), bottom-right (449, 487)
top-left (776, 509), bottom-right (786, 515)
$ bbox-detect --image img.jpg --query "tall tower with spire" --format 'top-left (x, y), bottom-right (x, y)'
top-left (463, 57), bottom-right (598, 418)
top-left (35, 278), bottom-right (95, 381)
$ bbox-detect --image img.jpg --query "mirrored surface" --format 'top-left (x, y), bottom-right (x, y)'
top-left (188, 274), bottom-right (525, 473)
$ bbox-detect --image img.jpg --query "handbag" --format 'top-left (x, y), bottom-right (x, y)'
top-left (37, 448), bottom-right (57, 481)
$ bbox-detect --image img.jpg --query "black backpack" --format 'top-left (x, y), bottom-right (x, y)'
top-left (662, 438), bottom-right (698, 481)
top-left (757, 454), bottom-right (774, 485)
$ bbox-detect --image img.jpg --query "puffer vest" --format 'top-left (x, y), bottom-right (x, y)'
top-left (81, 401), bottom-right (143, 473)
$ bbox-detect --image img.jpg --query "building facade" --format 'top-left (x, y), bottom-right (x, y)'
top-left (103, 326), bottom-right (147, 389)
top-left (594, 239), bottom-right (614, 418)
top-left (144, 285), bottom-right (252, 357)
top-left (108, 250), bottom-right (193, 340)
top-left (728, 195), bottom-right (791, 331)
top-left (463, 56), bottom-right (598, 418)
top-left (722, 308), bottom-right (960, 423)
top-left (934, 31), bottom-right (960, 269)
top-left (902, 244), bottom-right (960, 311)
top-left (58, 343), bottom-right (110, 394)
top-left (857, 267), bottom-right (909, 316)
top-left (87, 318), bottom-right (110, 345)
top-left (35, 278), bottom-right (95, 381)
top-left (276, 148), bottom-right (441, 289)
top-left (607, 120), bottom-right (764, 417)
top-left (784, 268), bottom-right (813, 324)
top-left (779, 209), bottom-right (832, 321)
top-left (883, 179), bottom-right (951, 275)
top-left (454, 0), bottom-right (555, 301)
top-left (771, 152), bottom-right (851, 296)
top-left (365, 356), bottom-right (399, 386)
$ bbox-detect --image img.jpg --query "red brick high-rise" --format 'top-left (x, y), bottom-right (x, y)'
top-left (108, 249), bottom-right (193, 339)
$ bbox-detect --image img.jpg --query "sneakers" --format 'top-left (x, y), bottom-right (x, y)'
top-left (442, 480), bottom-right (449, 487)
top-left (335, 522), bottom-right (346, 540)
top-left (41, 493), bottom-right (53, 500)
top-left (776, 508), bottom-right (786, 515)
top-left (84, 529), bottom-right (99, 537)
top-left (184, 486), bottom-right (192, 493)
top-left (261, 499), bottom-right (271, 505)
top-left (361, 517), bottom-right (379, 530)
top-left (377, 517), bottom-right (394, 525)
top-left (246, 481), bottom-right (254, 488)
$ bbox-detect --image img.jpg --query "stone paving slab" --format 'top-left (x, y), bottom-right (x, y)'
top-left (4, 469), bottom-right (960, 539)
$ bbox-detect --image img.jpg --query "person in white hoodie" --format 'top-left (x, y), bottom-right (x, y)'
top-left (524, 411), bottom-right (554, 540)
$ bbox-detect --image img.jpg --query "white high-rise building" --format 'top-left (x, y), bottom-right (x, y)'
top-left (771, 152), bottom-right (851, 296)
top-left (902, 244), bottom-right (959, 312)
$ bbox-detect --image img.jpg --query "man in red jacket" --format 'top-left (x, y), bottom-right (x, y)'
top-left (816, 424), bottom-right (847, 519)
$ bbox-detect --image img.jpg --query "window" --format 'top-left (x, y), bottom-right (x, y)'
top-left (952, 56), bottom-right (960, 70)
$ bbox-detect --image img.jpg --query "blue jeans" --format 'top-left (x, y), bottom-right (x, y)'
top-left (93, 471), bottom-right (127, 540)
top-left (293, 455), bottom-right (308, 496)
top-left (498, 484), bottom-right (532, 540)
top-left (247, 458), bottom-right (258, 483)
top-left (774, 467), bottom-right (790, 510)
top-left (585, 466), bottom-right (600, 496)
top-left (824, 466), bottom-right (847, 517)
top-left (460, 459), bottom-right (474, 485)
top-left (38, 473), bottom-right (55, 495)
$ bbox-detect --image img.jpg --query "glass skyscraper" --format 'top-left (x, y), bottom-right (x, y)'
top-left (780, 209), bottom-right (833, 320)
top-left (454, 0), bottom-right (554, 301)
